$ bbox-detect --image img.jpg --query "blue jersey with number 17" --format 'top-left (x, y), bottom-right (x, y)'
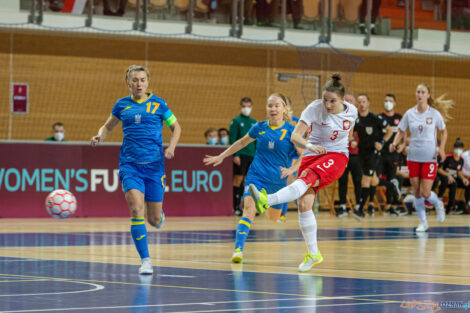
top-left (246, 121), bottom-right (298, 186)
top-left (111, 93), bottom-right (177, 165)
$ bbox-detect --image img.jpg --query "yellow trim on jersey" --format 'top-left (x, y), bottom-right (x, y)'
top-left (239, 220), bottom-right (251, 228)
top-left (131, 93), bottom-right (153, 103)
top-left (268, 120), bottom-right (285, 130)
top-left (123, 106), bottom-right (132, 111)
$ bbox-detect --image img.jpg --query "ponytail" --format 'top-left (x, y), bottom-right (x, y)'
top-left (429, 94), bottom-right (454, 122)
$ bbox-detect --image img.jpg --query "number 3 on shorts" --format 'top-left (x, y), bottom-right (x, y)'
top-left (316, 159), bottom-right (334, 172)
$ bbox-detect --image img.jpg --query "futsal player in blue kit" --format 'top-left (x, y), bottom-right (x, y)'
top-left (91, 65), bottom-right (181, 275)
top-left (204, 93), bottom-right (302, 263)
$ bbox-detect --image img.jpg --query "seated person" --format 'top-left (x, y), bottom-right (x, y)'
top-left (218, 128), bottom-right (229, 145)
top-left (437, 138), bottom-right (467, 214)
top-left (45, 122), bottom-right (66, 142)
top-left (205, 127), bottom-right (219, 145)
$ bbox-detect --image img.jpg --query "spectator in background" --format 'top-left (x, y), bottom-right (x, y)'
top-left (45, 122), bottom-right (66, 142)
top-left (218, 128), bottom-right (230, 145)
top-left (103, 0), bottom-right (128, 16)
top-left (287, 0), bottom-right (303, 29)
top-left (437, 138), bottom-right (466, 214)
top-left (449, 0), bottom-right (470, 30)
top-left (205, 128), bottom-right (219, 145)
top-left (359, 0), bottom-right (382, 34)
top-left (230, 97), bottom-right (257, 216)
top-left (256, 0), bottom-right (273, 26)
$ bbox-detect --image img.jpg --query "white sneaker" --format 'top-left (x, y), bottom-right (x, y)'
top-left (416, 221), bottom-right (429, 232)
top-left (435, 200), bottom-right (445, 223)
top-left (298, 251), bottom-right (323, 272)
top-left (138, 258), bottom-right (153, 275)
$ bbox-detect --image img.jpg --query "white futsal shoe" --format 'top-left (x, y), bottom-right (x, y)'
top-left (298, 251), bottom-right (323, 272)
top-left (415, 221), bottom-right (429, 232)
top-left (435, 200), bottom-right (445, 223)
top-left (139, 258), bottom-right (154, 275)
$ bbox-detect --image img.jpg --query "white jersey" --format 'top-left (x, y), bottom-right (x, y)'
top-left (398, 106), bottom-right (445, 162)
top-left (461, 150), bottom-right (470, 176)
top-left (300, 99), bottom-right (358, 157)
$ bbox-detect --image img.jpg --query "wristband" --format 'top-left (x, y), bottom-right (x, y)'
top-left (306, 143), bottom-right (314, 151)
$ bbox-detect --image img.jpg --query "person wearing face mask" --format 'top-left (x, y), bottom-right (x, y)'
top-left (437, 138), bottom-right (466, 215)
top-left (229, 97), bottom-right (257, 216)
top-left (378, 94), bottom-right (405, 215)
top-left (45, 122), bottom-right (66, 142)
top-left (204, 128), bottom-right (219, 145)
top-left (351, 94), bottom-right (393, 219)
top-left (204, 93), bottom-right (302, 264)
top-left (218, 128), bottom-right (229, 145)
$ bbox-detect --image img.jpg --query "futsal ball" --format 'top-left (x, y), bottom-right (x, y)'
top-left (45, 189), bottom-right (77, 219)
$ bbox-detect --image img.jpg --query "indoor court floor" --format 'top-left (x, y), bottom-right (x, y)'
top-left (0, 213), bottom-right (469, 313)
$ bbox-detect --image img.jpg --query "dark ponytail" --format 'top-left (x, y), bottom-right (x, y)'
top-left (323, 73), bottom-right (345, 98)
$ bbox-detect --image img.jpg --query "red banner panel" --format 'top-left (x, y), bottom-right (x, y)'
top-left (11, 83), bottom-right (29, 114)
top-left (0, 143), bottom-right (232, 218)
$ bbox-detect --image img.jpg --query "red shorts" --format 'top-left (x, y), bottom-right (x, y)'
top-left (407, 161), bottom-right (438, 180)
top-left (298, 152), bottom-right (349, 191)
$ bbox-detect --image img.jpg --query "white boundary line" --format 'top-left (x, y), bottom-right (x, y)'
top-left (0, 280), bottom-right (104, 297)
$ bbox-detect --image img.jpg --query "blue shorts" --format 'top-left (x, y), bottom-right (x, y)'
top-left (243, 176), bottom-right (287, 211)
top-left (119, 161), bottom-right (166, 202)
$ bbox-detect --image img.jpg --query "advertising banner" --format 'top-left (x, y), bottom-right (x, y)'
top-left (0, 143), bottom-right (232, 218)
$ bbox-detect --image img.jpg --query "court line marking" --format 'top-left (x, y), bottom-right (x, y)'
top-left (0, 279), bottom-right (49, 283)
top-left (0, 299), bottom-right (398, 312)
top-left (0, 273), bottom-right (397, 304)
top-left (0, 280), bottom-right (104, 297)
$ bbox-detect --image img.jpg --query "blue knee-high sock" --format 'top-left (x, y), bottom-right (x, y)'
top-left (281, 203), bottom-right (288, 215)
top-left (131, 217), bottom-right (150, 259)
top-left (234, 217), bottom-right (252, 251)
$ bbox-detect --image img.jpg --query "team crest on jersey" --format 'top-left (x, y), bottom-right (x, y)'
top-left (343, 120), bottom-right (351, 130)
top-left (268, 141), bottom-right (275, 149)
top-left (394, 118), bottom-right (400, 125)
top-left (365, 126), bottom-right (373, 135)
top-left (135, 114), bottom-right (142, 124)
top-left (426, 117), bottom-right (433, 124)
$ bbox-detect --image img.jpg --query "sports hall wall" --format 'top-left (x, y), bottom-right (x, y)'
top-left (1, 30), bottom-right (469, 148)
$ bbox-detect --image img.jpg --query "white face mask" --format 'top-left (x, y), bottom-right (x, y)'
top-left (454, 149), bottom-right (463, 157)
top-left (54, 132), bottom-right (64, 141)
top-left (220, 137), bottom-right (229, 145)
top-left (384, 101), bottom-right (394, 111)
top-left (241, 107), bottom-right (252, 116)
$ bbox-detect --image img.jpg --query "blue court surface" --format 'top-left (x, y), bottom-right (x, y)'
top-left (1, 226), bottom-right (470, 313)
top-left (1, 226), bottom-right (470, 247)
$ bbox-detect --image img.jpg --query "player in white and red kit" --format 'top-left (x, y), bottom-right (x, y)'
top-left (390, 83), bottom-right (453, 232)
top-left (249, 73), bottom-right (358, 272)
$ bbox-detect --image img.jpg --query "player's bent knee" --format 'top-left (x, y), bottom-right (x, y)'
top-left (130, 207), bottom-right (145, 218)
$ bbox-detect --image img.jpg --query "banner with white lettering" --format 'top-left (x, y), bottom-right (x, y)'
top-left (0, 143), bottom-right (232, 217)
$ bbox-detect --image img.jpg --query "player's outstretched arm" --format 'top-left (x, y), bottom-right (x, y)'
top-left (203, 134), bottom-right (255, 167)
top-left (164, 120), bottom-right (181, 159)
top-left (91, 115), bottom-right (120, 146)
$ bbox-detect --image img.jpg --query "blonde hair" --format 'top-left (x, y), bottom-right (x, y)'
top-left (125, 65), bottom-right (150, 82)
top-left (419, 83), bottom-right (454, 122)
top-left (268, 93), bottom-right (291, 122)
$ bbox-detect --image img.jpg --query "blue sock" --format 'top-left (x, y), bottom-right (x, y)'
top-left (234, 217), bottom-right (252, 251)
top-left (131, 217), bottom-right (150, 259)
top-left (281, 203), bottom-right (288, 215)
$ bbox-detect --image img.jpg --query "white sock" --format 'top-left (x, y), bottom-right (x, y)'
top-left (267, 179), bottom-right (308, 206)
top-left (425, 191), bottom-right (439, 206)
top-left (299, 210), bottom-right (318, 255)
top-left (414, 197), bottom-right (427, 224)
